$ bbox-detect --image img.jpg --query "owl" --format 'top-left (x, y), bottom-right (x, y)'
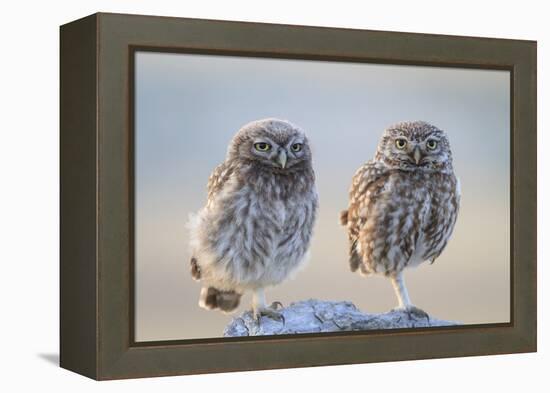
top-left (340, 121), bottom-right (460, 318)
top-left (188, 118), bottom-right (318, 322)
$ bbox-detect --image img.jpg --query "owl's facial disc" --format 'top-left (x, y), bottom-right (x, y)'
top-left (377, 121), bottom-right (452, 172)
top-left (250, 138), bottom-right (286, 169)
top-left (231, 119), bottom-right (312, 172)
top-left (390, 134), bottom-right (447, 167)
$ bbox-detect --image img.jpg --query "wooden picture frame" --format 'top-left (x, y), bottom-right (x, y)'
top-left (60, 12), bottom-right (536, 380)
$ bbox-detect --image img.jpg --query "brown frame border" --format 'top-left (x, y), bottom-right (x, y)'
top-left (60, 12), bottom-right (536, 380)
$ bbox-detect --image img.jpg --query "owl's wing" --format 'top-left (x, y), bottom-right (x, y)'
top-left (206, 161), bottom-right (234, 203)
top-left (189, 162), bottom-right (234, 281)
top-left (341, 161), bottom-right (388, 272)
top-left (348, 162), bottom-right (386, 208)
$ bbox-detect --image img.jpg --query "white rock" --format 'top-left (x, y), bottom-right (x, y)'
top-left (223, 299), bottom-right (459, 337)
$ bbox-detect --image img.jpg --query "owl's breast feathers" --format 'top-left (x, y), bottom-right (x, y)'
top-left (192, 163), bottom-right (318, 289)
top-left (344, 162), bottom-right (460, 276)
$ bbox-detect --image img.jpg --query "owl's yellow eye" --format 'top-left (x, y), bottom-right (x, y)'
top-left (395, 138), bottom-right (407, 150)
top-left (426, 140), bottom-right (438, 150)
top-left (291, 143), bottom-right (303, 152)
top-left (254, 142), bottom-right (271, 152)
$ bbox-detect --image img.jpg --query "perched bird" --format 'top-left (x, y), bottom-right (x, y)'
top-left (340, 121), bottom-right (460, 317)
top-left (188, 118), bottom-right (318, 322)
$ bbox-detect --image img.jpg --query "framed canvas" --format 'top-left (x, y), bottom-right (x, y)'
top-left (60, 12), bottom-right (537, 380)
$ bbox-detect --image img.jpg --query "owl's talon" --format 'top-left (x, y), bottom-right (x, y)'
top-left (392, 305), bottom-right (430, 324)
top-left (405, 306), bottom-right (430, 323)
top-left (270, 301), bottom-right (284, 310)
top-left (253, 307), bottom-right (285, 324)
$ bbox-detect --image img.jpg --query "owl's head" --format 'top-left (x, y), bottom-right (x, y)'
top-left (375, 121), bottom-right (453, 172)
top-left (228, 118), bottom-right (312, 172)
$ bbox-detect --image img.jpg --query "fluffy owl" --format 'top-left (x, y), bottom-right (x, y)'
top-left (340, 121), bottom-right (460, 317)
top-left (188, 118), bottom-right (318, 322)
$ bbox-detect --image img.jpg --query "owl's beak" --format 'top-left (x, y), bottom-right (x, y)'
top-left (277, 150), bottom-right (288, 169)
top-left (413, 146), bottom-right (422, 165)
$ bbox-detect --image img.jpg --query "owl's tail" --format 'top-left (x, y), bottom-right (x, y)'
top-left (339, 210), bottom-right (349, 226)
top-left (199, 287), bottom-right (242, 313)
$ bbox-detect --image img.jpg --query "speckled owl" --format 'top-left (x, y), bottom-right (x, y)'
top-left (188, 118), bottom-right (318, 322)
top-left (340, 121), bottom-right (460, 318)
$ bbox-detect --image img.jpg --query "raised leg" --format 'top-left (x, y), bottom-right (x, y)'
top-left (390, 271), bottom-right (429, 321)
top-left (252, 288), bottom-right (284, 323)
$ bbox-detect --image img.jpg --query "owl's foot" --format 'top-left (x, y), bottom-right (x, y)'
top-left (406, 305), bottom-right (430, 322)
top-left (393, 305), bottom-right (430, 323)
top-left (253, 302), bottom-right (285, 325)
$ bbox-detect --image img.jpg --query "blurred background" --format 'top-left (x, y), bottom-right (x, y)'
top-left (134, 51), bottom-right (510, 342)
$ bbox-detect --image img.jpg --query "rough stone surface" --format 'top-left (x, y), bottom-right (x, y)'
top-left (223, 299), bottom-right (459, 337)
